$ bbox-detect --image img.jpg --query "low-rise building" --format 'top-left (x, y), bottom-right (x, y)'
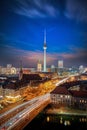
top-left (50, 87), bottom-right (72, 107)
top-left (70, 90), bottom-right (87, 110)
top-left (0, 74), bottom-right (43, 100)
top-left (80, 73), bottom-right (87, 80)
top-left (50, 82), bottom-right (87, 110)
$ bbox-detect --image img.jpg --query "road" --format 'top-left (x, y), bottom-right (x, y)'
top-left (55, 74), bottom-right (79, 86)
top-left (0, 75), bottom-right (78, 130)
top-left (0, 96), bottom-right (41, 126)
top-left (0, 94), bottom-right (50, 130)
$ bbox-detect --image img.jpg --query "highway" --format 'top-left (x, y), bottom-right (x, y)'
top-left (0, 75), bottom-right (79, 130)
top-left (0, 97), bottom-right (39, 126)
top-left (0, 93), bottom-right (50, 130)
top-left (55, 74), bottom-right (79, 86)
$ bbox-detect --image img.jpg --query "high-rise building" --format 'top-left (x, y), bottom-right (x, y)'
top-left (58, 60), bottom-right (63, 68)
top-left (51, 65), bottom-right (55, 72)
top-left (43, 29), bottom-right (47, 72)
top-left (7, 64), bottom-right (12, 68)
top-left (37, 60), bottom-right (42, 72)
top-left (79, 65), bottom-right (84, 73)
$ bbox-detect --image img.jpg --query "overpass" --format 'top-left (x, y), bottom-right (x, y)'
top-left (0, 94), bottom-right (50, 130)
top-left (55, 74), bottom-right (79, 86)
top-left (0, 74), bottom-right (80, 130)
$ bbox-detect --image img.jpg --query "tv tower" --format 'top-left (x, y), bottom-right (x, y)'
top-left (43, 29), bottom-right (47, 72)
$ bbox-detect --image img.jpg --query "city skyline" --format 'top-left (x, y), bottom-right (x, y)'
top-left (0, 0), bottom-right (87, 68)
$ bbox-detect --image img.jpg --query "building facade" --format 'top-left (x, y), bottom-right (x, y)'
top-left (50, 87), bottom-right (72, 107)
top-left (50, 85), bottom-right (87, 110)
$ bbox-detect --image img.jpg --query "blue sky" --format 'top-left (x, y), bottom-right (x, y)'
top-left (0, 0), bottom-right (87, 68)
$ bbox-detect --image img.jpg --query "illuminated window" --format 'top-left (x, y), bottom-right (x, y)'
top-left (65, 95), bottom-right (67, 98)
top-left (61, 95), bottom-right (63, 98)
top-left (82, 100), bottom-right (84, 103)
top-left (80, 100), bottom-right (81, 103)
top-left (68, 95), bottom-right (70, 98)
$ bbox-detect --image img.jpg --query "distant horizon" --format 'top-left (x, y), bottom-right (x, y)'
top-left (0, 62), bottom-right (86, 69)
top-left (0, 0), bottom-right (87, 67)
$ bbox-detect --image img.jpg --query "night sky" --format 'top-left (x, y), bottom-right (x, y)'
top-left (0, 0), bottom-right (87, 68)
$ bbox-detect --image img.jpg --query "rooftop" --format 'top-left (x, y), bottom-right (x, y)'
top-left (22, 74), bottom-right (42, 81)
top-left (69, 90), bottom-right (87, 98)
top-left (51, 86), bottom-right (71, 95)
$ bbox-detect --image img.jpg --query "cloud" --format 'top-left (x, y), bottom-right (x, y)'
top-left (0, 44), bottom-right (87, 67)
top-left (44, 5), bottom-right (59, 17)
top-left (14, 0), bottom-right (59, 18)
top-left (15, 7), bottom-right (46, 18)
top-left (1, 0), bottom-right (87, 23)
top-left (65, 0), bottom-right (87, 23)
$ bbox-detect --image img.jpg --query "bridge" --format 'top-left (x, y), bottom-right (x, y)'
top-left (0, 94), bottom-right (51, 130)
top-left (0, 74), bottom-right (82, 130)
